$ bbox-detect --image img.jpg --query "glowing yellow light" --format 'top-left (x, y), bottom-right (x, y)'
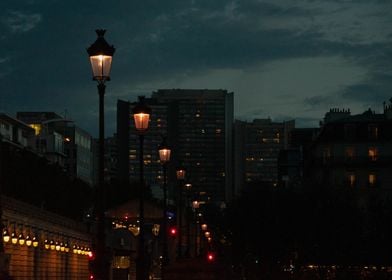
top-left (44, 240), bottom-right (50, 250)
top-left (32, 237), bottom-right (38, 248)
top-left (25, 235), bottom-right (32, 247)
top-left (60, 243), bottom-right (65, 252)
top-left (3, 229), bottom-right (10, 243)
top-left (11, 233), bottom-right (18, 245)
top-left (50, 240), bottom-right (55, 250)
top-left (55, 242), bottom-right (61, 251)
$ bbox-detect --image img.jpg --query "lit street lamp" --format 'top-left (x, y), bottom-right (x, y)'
top-left (184, 183), bottom-right (192, 257)
top-left (176, 168), bottom-right (186, 259)
top-left (87, 29), bottom-right (115, 280)
top-left (192, 200), bottom-right (200, 257)
top-left (158, 137), bottom-right (171, 274)
top-left (133, 96), bottom-right (151, 280)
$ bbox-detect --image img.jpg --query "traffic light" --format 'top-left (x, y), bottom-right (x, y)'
top-left (207, 252), bottom-right (215, 262)
top-left (169, 226), bottom-right (177, 237)
top-left (88, 251), bottom-right (96, 279)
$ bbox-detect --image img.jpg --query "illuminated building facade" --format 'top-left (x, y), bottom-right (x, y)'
top-left (2, 196), bottom-right (91, 279)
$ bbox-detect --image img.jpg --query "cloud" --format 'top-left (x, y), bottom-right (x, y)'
top-left (3, 10), bottom-right (42, 33)
top-left (0, 0), bottom-right (391, 136)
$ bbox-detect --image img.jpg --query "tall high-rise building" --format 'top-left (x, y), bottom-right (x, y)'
top-left (117, 89), bottom-right (234, 204)
top-left (235, 118), bottom-right (295, 191)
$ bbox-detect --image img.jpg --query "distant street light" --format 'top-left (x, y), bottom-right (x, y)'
top-left (87, 29), bottom-right (115, 280)
top-left (133, 96), bottom-right (151, 280)
top-left (158, 137), bottom-right (171, 272)
top-left (192, 200), bottom-right (200, 257)
top-left (184, 183), bottom-right (192, 257)
top-left (176, 167), bottom-right (186, 259)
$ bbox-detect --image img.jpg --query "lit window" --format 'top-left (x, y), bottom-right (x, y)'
top-left (347, 173), bottom-right (356, 187)
top-left (29, 124), bottom-right (42, 136)
top-left (368, 147), bottom-right (378, 161)
top-left (368, 173), bottom-right (376, 187)
top-left (345, 147), bottom-right (355, 160)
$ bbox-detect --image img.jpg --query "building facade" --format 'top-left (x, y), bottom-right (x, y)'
top-left (117, 89), bottom-right (234, 204)
top-left (16, 112), bottom-right (94, 185)
top-left (234, 118), bottom-right (295, 192)
top-left (308, 107), bottom-right (392, 189)
top-left (0, 113), bottom-right (35, 149)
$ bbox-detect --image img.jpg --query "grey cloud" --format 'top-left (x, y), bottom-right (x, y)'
top-left (304, 95), bottom-right (335, 107)
top-left (0, 0), bottom-right (391, 136)
top-left (3, 10), bottom-right (41, 33)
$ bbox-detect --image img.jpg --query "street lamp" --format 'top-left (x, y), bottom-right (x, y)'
top-left (176, 167), bottom-right (186, 259)
top-left (87, 29), bottom-right (115, 280)
top-left (158, 137), bottom-right (171, 274)
top-left (192, 200), bottom-right (200, 257)
top-left (184, 183), bottom-right (192, 257)
top-left (133, 96), bottom-right (151, 280)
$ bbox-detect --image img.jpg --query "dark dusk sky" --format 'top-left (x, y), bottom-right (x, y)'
top-left (0, 0), bottom-right (391, 136)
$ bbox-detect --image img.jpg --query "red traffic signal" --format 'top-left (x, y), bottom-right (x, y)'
top-left (169, 227), bottom-right (177, 236)
top-left (88, 251), bottom-right (95, 260)
top-left (207, 252), bottom-right (215, 262)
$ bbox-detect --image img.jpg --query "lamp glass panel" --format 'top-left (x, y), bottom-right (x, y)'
top-left (133, 113), bottom-right (150, 131)
top-left (159, 148), bottom-right (171, 163)
top-left (90, 55), bottom-right (112, 81)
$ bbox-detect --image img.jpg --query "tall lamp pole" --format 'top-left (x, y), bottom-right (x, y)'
top-left (158, 138), bottom-right (171, 274)
top-left (0, 133), bottom-right (6, 273)
top-left (176, 168), bottom-right (185, 259)
top-left (192, 200), bottom-right (200, 257)
top-left (133, 96), bottom-right (151, 280)
top-left (87, 29), bottom-right (115, 280)
top-left (184, 183), bottom-right (192, 257)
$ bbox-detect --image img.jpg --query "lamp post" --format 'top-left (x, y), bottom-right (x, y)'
top-left (87, 29), bottom-right (115, 280)
top-left (184, 183), bottom-right (192, 257)
top-left (0, 133), bottom-right (8, 274)
top-left (192, 200), bottom-right (200, 257)
top-left (176, 168), bottom-right (185, 259)
top-left (133, 96), bottom-right (151, 280)
top-left (158, 138), bottom-right (171, 274)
